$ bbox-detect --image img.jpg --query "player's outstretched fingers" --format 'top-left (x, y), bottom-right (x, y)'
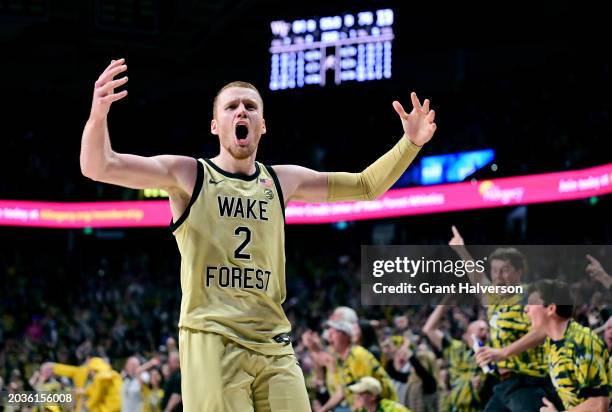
top-left (97, 65), bottom-right (128, 87)
top-left (422, 99), bottom-right (430, 113)
top-left (411, 92), bottom-right (422, 112)
top-left (427, 109), bottom-right (436, 123)
top-left (97, 77), bottom-right (128, 96)
top-left (392, 100), bottom-right (409, 120)
top-left (103, 90), bottom-right (128, 104)
top-left (104, 58), bottom-right (125, 72)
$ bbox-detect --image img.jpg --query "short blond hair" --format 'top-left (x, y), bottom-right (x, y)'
top-left (213, 81), bottom-right (263, 118)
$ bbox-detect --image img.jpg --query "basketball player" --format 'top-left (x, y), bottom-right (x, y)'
top-left (79, 58), bottom-right (437, 411)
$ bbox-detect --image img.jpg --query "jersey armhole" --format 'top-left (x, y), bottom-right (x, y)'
top-left (264, 164), bottom-right (285, 222)
top-left (170, 158), bottom-right (204, 232)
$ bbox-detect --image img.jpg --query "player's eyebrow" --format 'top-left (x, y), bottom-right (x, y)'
top-left (225, 98), bottom-right (259, 108)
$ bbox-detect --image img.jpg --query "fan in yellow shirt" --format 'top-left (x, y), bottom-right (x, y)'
top-left (49, 357), bottom-right (121, 412)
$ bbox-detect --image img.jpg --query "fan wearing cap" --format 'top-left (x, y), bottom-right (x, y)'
top-left (349, 377), bottom-right (410, 412)
top-left (316, 320), bottom-right (397, 412)
top-left (302, 307), bottom-right (361, 406)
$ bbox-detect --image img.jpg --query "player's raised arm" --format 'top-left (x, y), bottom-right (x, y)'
top-left (273, 92), bottom-right (437, 203)
top-left (80, 58), bottom-right (194, 194)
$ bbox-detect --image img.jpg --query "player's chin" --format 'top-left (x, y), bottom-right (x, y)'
top-left (228, 145), bottom-right (255, 160)
top-left (234, 136), bottom-right (251, 147)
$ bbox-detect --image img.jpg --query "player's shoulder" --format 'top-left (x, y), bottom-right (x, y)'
top-left (155, 154), bottom-right (198, 169)
top-left (162, 156), bottom-right (200, 197)
top-left (269, 164), bottom-right (305, 176)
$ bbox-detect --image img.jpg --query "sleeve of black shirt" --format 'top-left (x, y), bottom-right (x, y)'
top-left (384, 356), bottom-right (437, 394)
top-left (408, 355), bottom-right (437, 394)
top-left (441, 334), bottom-right (451, 351)
top-left (161, 373), bottom-right (182, 410)
top-left (385, 359), bottom-right (409, 382)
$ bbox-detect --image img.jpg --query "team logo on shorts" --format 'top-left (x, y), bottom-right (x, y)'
top-left (264, 188), bottom-right (274, 200)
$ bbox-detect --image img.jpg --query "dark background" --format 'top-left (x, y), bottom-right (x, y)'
top-left (2, 0), bottom-right (610, 243)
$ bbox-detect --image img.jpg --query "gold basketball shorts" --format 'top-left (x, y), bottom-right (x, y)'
top-left (179, 328), bottom-right (312, 412)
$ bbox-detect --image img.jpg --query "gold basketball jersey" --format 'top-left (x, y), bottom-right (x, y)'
top-left (172, 158), bottom-right (293, 356)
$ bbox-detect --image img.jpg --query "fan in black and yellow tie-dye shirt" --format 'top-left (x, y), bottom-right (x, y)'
top-left (441, 335), bottom-right (485, 412)
top-left (544, 319), bottom-right (610, 410)
top-left (453, 246), bottom-right (564, 412)
top-left (523, 279), bottom-right (611, 411)
top-left (603, 317), bottom-right (612, 406)
top-left (486, 293), bottom-right (548, 378)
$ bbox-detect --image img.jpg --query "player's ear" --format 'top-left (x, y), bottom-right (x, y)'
top-left (211, 119), bottom-right (218, 135)
top-left (261, 118), bottom-right (266, 135)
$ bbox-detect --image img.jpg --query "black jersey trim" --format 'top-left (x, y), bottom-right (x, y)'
top-left (203, 158), bottom-right (260, 181)
top-left (264, 164), bottom-right (285, 222)
top-left (170, 158), bottom-right (204, 232)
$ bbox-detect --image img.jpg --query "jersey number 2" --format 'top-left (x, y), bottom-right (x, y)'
top-left (234, 226), bottom-right (251, 259)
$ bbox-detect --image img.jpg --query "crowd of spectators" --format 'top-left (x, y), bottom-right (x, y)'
top-left (1, 227), bottom-right (610, 411)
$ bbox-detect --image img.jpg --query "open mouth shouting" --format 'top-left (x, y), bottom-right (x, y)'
top-left (235, 122), bottom-right (249, 146)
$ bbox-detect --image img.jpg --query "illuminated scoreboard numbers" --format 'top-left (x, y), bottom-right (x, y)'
top-left (269, 8), bottom-right (394, 91)
top-left (384, 41), bottom-right (392, 78)
top-left (304, 49), bottom-right (322, 86)
top-left (270, 49), bottom-right (322, 90)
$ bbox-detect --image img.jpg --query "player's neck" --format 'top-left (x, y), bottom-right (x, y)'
top-left (212, 151), bottom-right (257, 175)
top-left (547, 318), bottom-right (570, 341)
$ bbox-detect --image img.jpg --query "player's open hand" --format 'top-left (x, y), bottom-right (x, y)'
top-left (90, 58), bottom-right (128, 121)
top-left (393, 92), bottom-right (437, 146)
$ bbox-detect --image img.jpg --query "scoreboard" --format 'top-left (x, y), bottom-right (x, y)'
top-left (269, 9), bottom-right (394, 90)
